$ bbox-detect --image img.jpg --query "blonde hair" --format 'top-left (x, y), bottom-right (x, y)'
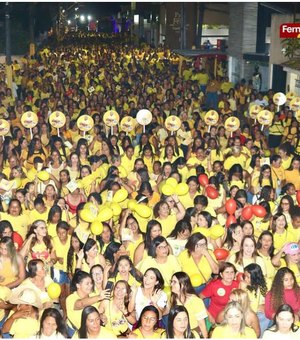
top-left (0, 237), bottom-right (19, 275)
top-left (223, 301), bottom-right (246, 335)
top-left (229, 288), bottom-right (251, 312)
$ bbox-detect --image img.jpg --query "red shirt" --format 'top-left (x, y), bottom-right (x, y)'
top-left (265, 288), bottom-right (300, 319)
top-left (201, 279), bottom-right (239, 319)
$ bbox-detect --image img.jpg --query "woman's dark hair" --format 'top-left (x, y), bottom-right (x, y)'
top-left (148, 236), bottom-right (168, 258)
top-left (144, 220), bottom-right (162, 251)
top-left (67, 232), bottom-right (84, 275)
top-left (83, 238), bottom-right (98, 264)
top-left (47, 205), bottom-right (62, 224)
top-left (27, 259), bottom-right (45, 278)
top-left (96, 222), bottom-right (114, 252)
top-left (36, 308), bottom-right (68, 338)
top-left (185, 232), bottom-right (207, 255)
top-left (138, 181), bottom-right (154, 196)
top-left (142, 267), bottom-right (165, 291)
top-left (222, 223), bottom-right (241, 250)
top-left (78, 306), bottom-right (100, 338)
top-left (258, 164), bottom-right (273, 188)
top-left (136, 305), bottom-right (159, 330)
top-left (8, 198), bottom-right (22, 215)
top-left (198, 211), bottom-right (213, 228)
top-left (0, 220), bottom-right (13, 238)
top-left (170, 272), bottom-right (197, 308)
top-left (218, 262), bottom-right (237, 279)
top-left (167, 305), bottom-right (195, 338)
top-left (56, 220), bottom-right (70, 232)
top-left (259, 185), bottom-right (273, 202)
top-left (277, 195), bottom-right (295, 215)
top-left (110, 255), bottom-right (142, 283)
top-left (87, 192), bottom-right (103, 206)
top-left (228, 164), bottom-right (244, 183)
top-left (272, 304), bottom-right (299, 333)
top-left (256, 230), bottom-right (275, 257)
top-left (168, 219), bottom-right (192, 238)
top-left (70, 270), bottom-right (92, 293)
top-left (243, 263), bottom-right (267, 297)
top-left (103, 241), bottom-right (122, 265)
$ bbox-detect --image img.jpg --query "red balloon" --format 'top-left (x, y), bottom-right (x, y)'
top-left (206, 185), bottom-right (219, 199)
top-left (214, 248), bottom-right (229, 261)
top-left (236, 272), bottom-right (244, 283)
top-left (252, 205), bottom-right (267, 218)
top-left (198, 174), bottom-right (209, 187)
top-left (241, 205), bottom-right (253, 220)
top-left (297, 191), bottom-right (300, 206)
top-left (225, 199), bottom-right (237, 215)
top-left (226, 214), bottom-right (237, 227)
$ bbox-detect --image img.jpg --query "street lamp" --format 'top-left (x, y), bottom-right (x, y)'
top-left (80, 15), bottom-right (85, 22)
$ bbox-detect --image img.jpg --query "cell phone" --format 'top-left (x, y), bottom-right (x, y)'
top-left (105, 281), bottom-right (114, 292)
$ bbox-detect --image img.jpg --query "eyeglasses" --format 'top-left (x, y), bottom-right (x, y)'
top-left (143, 316), bottom-right (157, 323)
top-left (196, 242), bottom-right (207, 248)
top-left (281, 202), bottom-right (290, 206)
top-left (157, 245), bottom-right (168, 250)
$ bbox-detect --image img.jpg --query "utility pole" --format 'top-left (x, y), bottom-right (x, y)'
top-left (5, 2), bottom-right (12, 90)
top-left (29, 3), bottom-right (35, 56)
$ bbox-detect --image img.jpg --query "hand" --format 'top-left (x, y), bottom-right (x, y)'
top-left (78, 249), bottom-right (84, 261)
top-left (151, 289), bottom-right (162, 304)
top-left (57, 257), bottom-right (64, 265)
top-left (100, 289), bottom-right (111, 300)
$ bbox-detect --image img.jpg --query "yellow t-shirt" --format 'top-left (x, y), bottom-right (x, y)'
top-left (179, 295), bottom-right (207, 329)
top-left (273, 229), bottom-right (296, 252)
top-left (52, 235), bottom-right (71, 272)
top-left (29, 208), bottom-right (50, 225)
top-left (131, 327), bottom-right (162, 338)
top-left (137, 255), bottom-right (182, 287)
top-left (178, 249), bottom-right (217, 286)
top-left (178, 192), bottom-right (201, 210)
top-left (9, 317), bottom-right (39, 338)
top-left (0, 213), bottom-right (29, 240)
top-left (224, 155), bottom-right (248, 171)
top-left (211, 325), bottom-right (256, 338)
top-left (156, 214), bottom-right (177, 237)
top-left (72, 327), bottom-right (117, 339)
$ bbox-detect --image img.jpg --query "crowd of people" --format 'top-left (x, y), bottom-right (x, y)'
top-left (0, 33), bottom-right (299, 339)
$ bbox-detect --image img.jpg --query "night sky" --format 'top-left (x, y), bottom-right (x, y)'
top-left (0, 2), bottom-right (124, 35)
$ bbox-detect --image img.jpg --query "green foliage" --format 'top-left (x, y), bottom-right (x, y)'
top-left (281, 38), bottom-right (300, 59)
top-left (0, 19), bottom-right (30, 55)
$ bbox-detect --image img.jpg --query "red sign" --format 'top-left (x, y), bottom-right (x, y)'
top-left (280, 23), bottom-right (300, 38)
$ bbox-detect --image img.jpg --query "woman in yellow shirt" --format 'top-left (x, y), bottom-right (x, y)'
top-left (178, 233), bottom-right (219, 293)
top-left (164, 305), bottom-right (200, 338)
top-left (271, 213), bottom-right (295, 252)
top-left (129, 305), bottom-right (163, 338)
top-left (211, 301), bottom-right (257, 338)
top-left (169, 272), bottom-right (208, 338)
